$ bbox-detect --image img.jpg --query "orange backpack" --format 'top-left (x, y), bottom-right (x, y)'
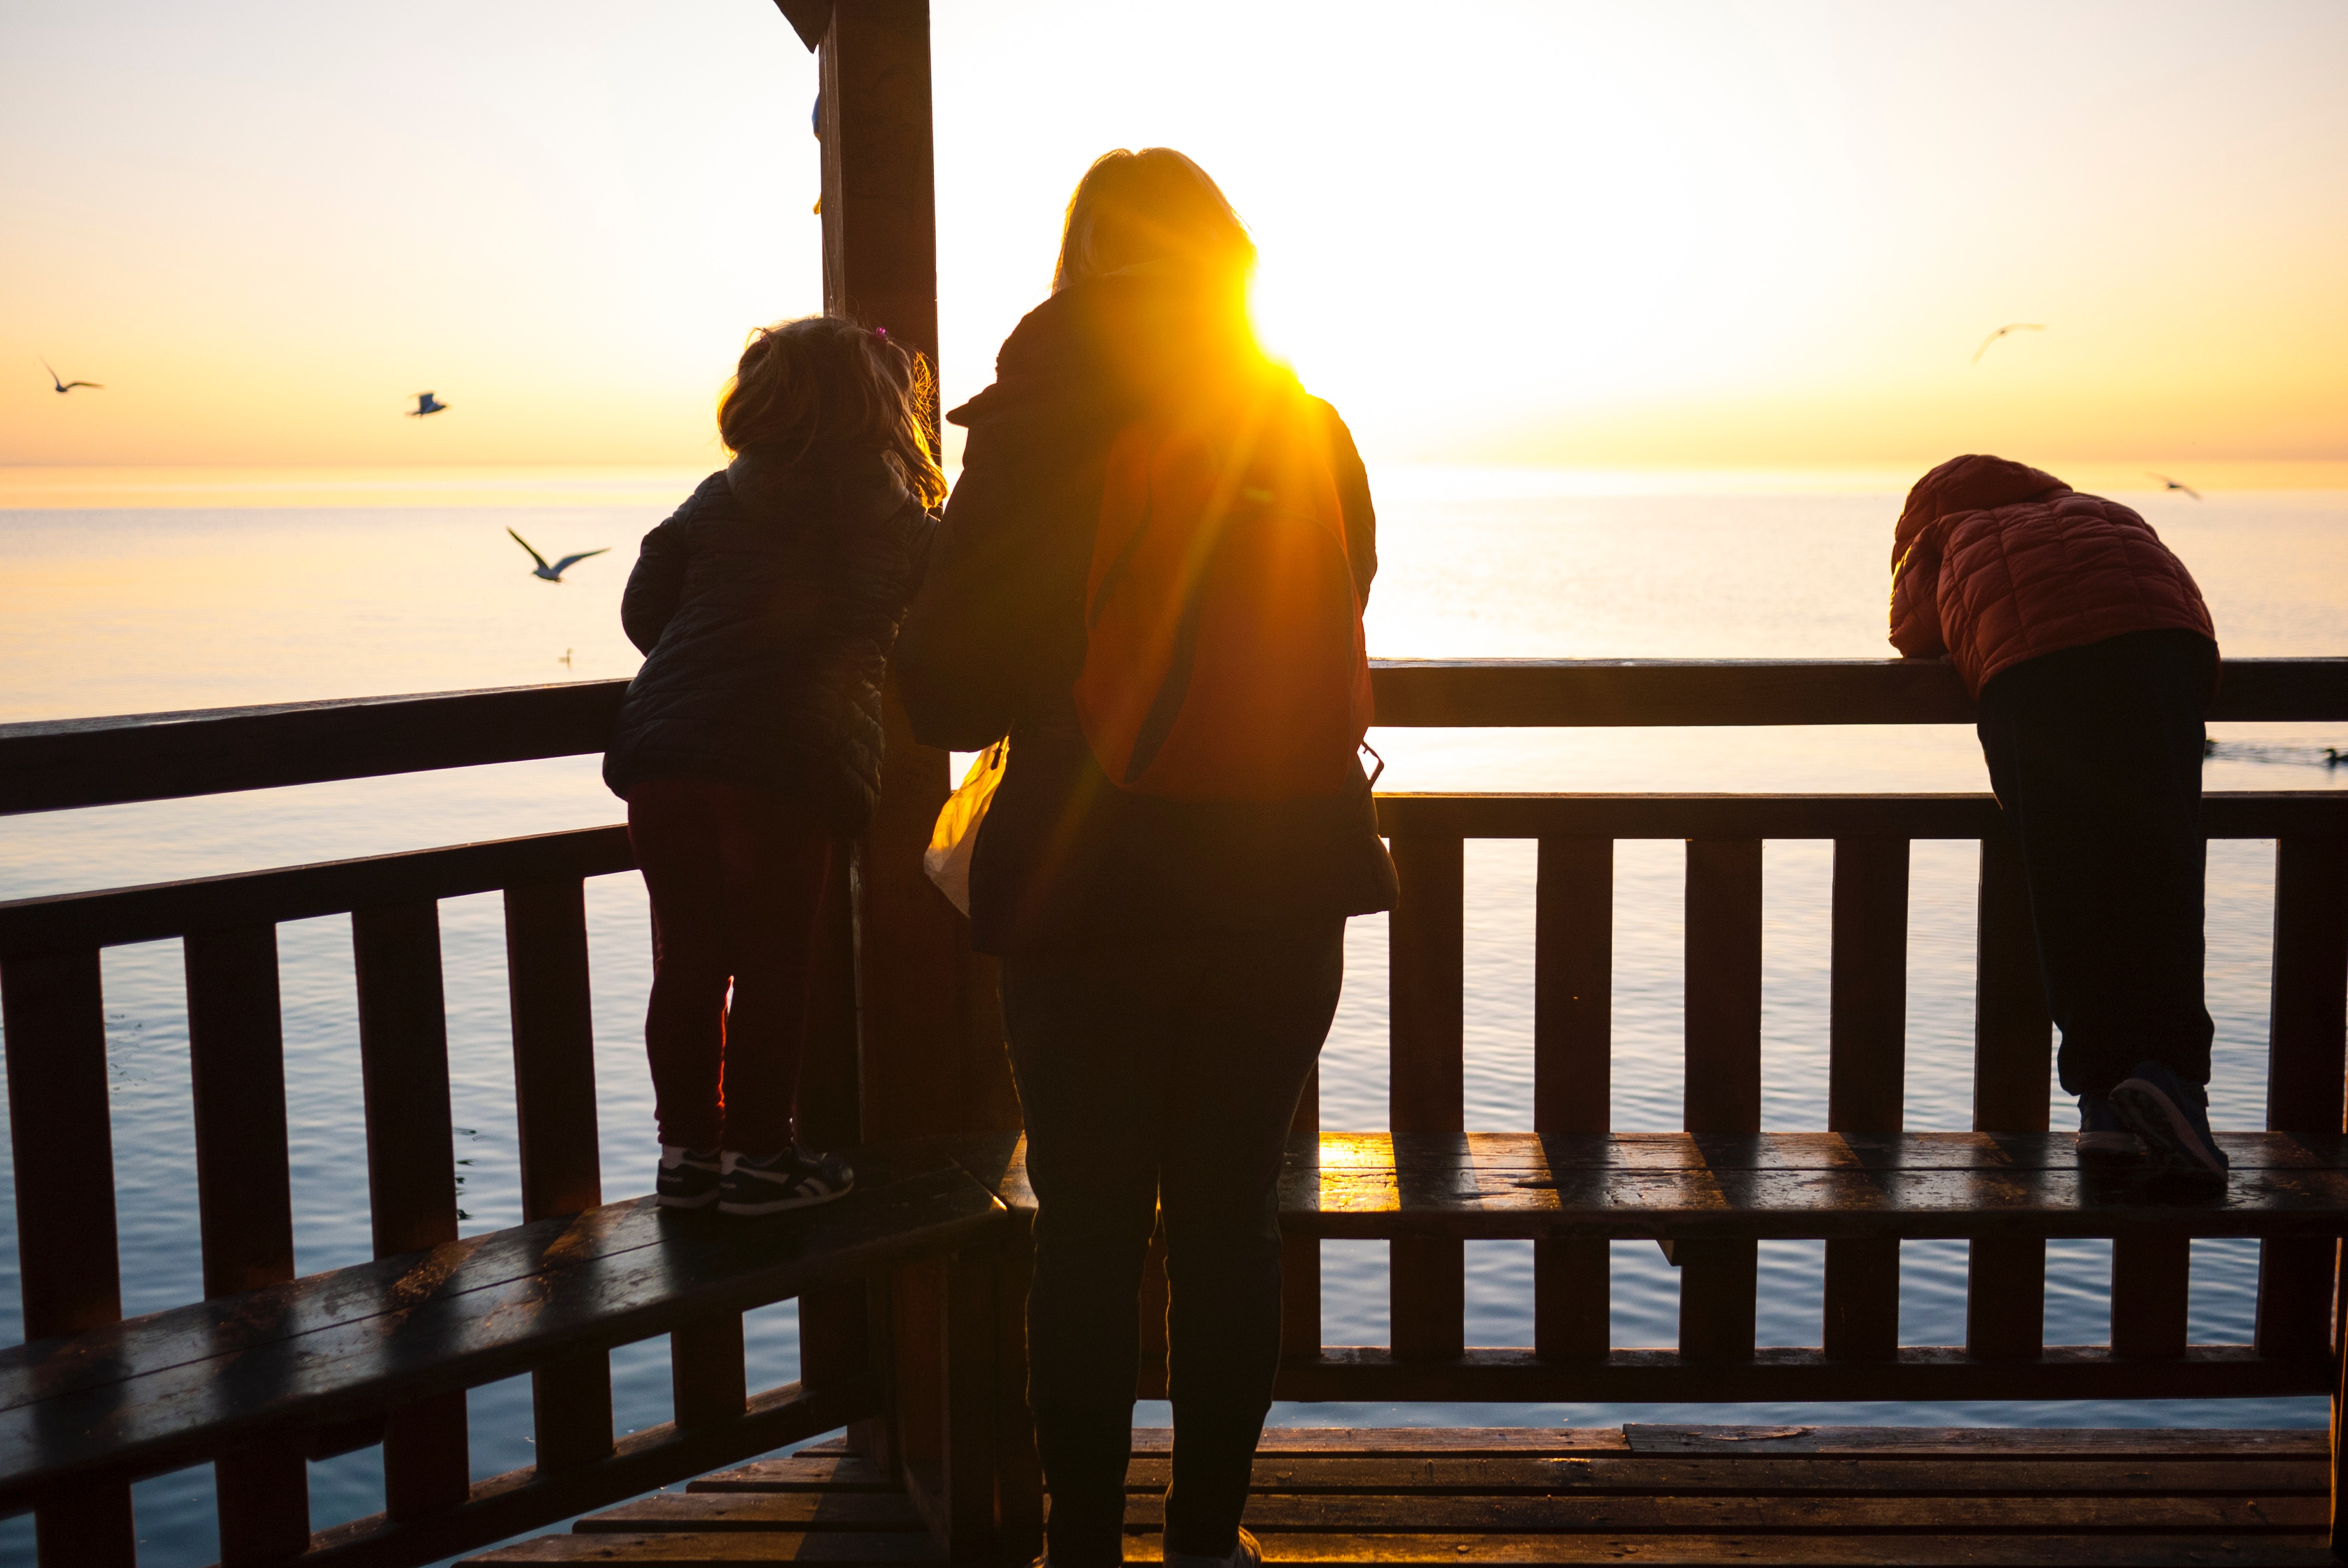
top-left (1074, 374), bottom-right (1373, 802)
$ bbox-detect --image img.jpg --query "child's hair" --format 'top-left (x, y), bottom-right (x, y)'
top-left (717, 316), bottom-right (947, 508)
top-left (1053, 148), bottom-right (1256, 294)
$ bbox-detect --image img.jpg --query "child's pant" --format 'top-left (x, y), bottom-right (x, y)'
top-left (625, 777), bottom-right (835, 1154)
top-left (1974, 628), bottom-right (2217, 1099)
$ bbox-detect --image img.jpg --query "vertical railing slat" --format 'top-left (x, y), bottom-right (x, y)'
top-left (352, 900), bottom-right (470, 1516)
top-left (504, 879), bottom-right (614, 1474)
top-left (1389, 834), bottom-right (1465, 1360)
top-left (2258, 836), bottom-right (2348, 1361)
top-left (1680, 838), bottom-right (1762, 1361)
top-left (2111, 1234), bottom-right (2191, 1359)
top-left (1, 947), bottom-right (137, 1567)
top-left (1967, 830), bottom-right (2050, 1361)
top-left (185, 924), bottom-right (311, 1562)
top-left (1824, 837), bottom-right (1908, 1363)
top-left (1281, 1064), bottom-right (1321, 1359)
top-left (1534, 836), bottom-right (1610, 1361)
top-left (672, 1312), bottom-right (750, 1429)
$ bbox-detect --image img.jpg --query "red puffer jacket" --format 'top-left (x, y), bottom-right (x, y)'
top-left (1888, 454), bottom-right (2216, 696)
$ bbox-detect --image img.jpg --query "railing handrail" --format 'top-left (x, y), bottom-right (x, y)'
top-left (6, 657), bottom-right (2344, 817)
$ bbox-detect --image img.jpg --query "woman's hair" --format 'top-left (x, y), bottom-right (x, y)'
top-left (716, 315), bottom-right (947, 507)
top-left (1052, 147), bottom-right (1256, 293)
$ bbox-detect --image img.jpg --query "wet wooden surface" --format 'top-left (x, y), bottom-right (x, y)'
top-left (0, 1154), bottom-right (1004, 1506)
top-left (465, 1425), bottom-right (2337, 1565)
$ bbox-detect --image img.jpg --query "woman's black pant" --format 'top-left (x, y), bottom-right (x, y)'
top-left (1001, 917), bottom-right (1343, 1567)
top-left (1975, 628), bottom-right (2217, 1099)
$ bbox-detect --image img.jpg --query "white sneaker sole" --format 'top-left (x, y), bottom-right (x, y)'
top-left (2110, 1078), bottom-right (2226, 1177)
top-left (718, 1174), bottom-right (855, 1216)
top-left (2075, 1130), bottom-right (2141, 1156)
top-left (657, 1187), bottom-right (721, 1209)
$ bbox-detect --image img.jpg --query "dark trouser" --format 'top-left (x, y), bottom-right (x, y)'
top-left (1975, 628), bottom-right (2217, 1099)
top-left (625, 777), bottom-right (835, 1154)
top-left (1001, 918), bottom-right (1344, 1567)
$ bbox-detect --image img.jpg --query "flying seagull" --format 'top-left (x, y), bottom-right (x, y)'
top-left (408, 391), bottom-right (448, 417)
top-left (508, 528), bottom-right (609, 583)
top-left (2148, 472), bottom-right (2202, 501)
top-left (1971, 323), bottom-right (2046, 364)
top-left (41, 357), bottom-right (102, 393)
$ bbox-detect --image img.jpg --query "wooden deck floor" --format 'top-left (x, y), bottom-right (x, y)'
top-left (460, 1424), bottom-right (2334, 1565)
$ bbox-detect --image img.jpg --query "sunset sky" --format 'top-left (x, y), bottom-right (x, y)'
top-left (4, 0), bottom-right (2343, 475)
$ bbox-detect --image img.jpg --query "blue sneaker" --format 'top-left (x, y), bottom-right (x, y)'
top-left (2075, 1096), bottom-right (2140, 1158)
top-left (656, 1145), bottom-right (723, 1209)
top-left (2110, 1061), bottom-right (2229, 1180)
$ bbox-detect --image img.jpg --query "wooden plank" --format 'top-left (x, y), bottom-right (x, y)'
top-left (581, 1492), bottom-right (921, 1530)
top-left (301, 1378), bottom-right (877, 1568)
top-left (0, 680), bottom-right (628, 816)
top-left (1107, 1452), bottom-right (2329, 1495)
top-left (1621, 1423), bottom-right (2333, 1458)
top-left (0, 947), bottom-right (136, 1567)
top-left (1128, 1491), bottom-right (2323, 1531)
top-left (674, 1313), bottom-right (750, 1431)
top-left (1824, 837), bottom-right (1908, 1364)
top-left (2261, 835), bottom-right (2348, 1363)
top-left (504, 879), bottom-right (615, 1474)
top-left (1969, 830), bottom-right (2050, 1364)
top-left (1391, 833), bottom-right (1466, 1361)
top-left (1285, 1065), bottom-right (1322, 1357)
top-left (353, 897), bottom-right (469, 1518)
top-left (0, 826), bottom-right (634, 958)
top-left (463, 1534), bottom-right (942, 1563)
top-left (1267, 1346), bottom-right (2332, 1404)
top-left (2111, 1234), bottom-right (2191, 1361)
top-left (1136, 1429), bottom-right (1634, 1457)
top-left (1681, 840), bottom-right (1760, 1363)
top-left (690, 1455), bottom-right (898, 1492)
top-left (184, 924), bottom-right (311, 1560)
top-left (1534, 837), bottom-right (1610, 1363)
top-left (1361, 655), bottom-right (2348, 729)
top-left (0, 1165), bottom-right (998, 1506)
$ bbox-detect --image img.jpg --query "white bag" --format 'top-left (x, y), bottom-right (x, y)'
top-left (923, 740), bottom-right (1006, 916)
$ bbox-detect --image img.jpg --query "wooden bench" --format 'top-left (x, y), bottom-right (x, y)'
top-left (942, 1130), bottom-right (2348, 1403)
top-left (0, 1148), bottom-right (1007, 1566)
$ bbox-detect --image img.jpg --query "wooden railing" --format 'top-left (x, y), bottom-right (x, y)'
top-left (2, 657), bottom-right (2344, 1567)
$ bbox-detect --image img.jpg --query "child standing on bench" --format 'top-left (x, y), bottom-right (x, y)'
top-left (1890, 454), bottom-right (2225, 1177)
top-left (603, 317), bottom-right (941, 1214)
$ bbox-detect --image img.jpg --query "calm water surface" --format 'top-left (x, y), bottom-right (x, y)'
top-left (2, 472), bottom-right (2344, 1564)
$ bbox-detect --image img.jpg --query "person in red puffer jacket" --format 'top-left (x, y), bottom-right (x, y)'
top-left (1891, 454), bottom-right (2225, 1179)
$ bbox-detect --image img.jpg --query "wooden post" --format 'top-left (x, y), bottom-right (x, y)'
top-left (1, 947), bottom-right (136, 1567)
top-left (1534, 836), bottom-right (1610, 1361)
top-left (2260, 836), bottom-right (2348, 1362)
top-left (1281, 1065), bottom-right (1322, 1360)
top-left (185, 925), bottom-right (311, 1562)
top-left (353, 900), bottom-right (470, 1516)
top-left (1824, 838), bottom-right (1907, 1363)
top-left (1680, 839), bottom-right (1762, 1362)
top-left (1389, 834), bottom-right (1466, 1360)
top-left (1967, 830), bottom-right (2050, 1361)
top-left (504, 880), bottom-right (615, 1474)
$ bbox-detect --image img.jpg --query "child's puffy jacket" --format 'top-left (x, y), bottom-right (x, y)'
top-left (1888, 454), bottom-right (2215, 696)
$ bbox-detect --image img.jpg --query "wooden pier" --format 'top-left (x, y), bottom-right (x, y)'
top-left (467, 1426), bottom-right (2338, 1566)
top-left (4, 4), bottom-right (2348, 1566)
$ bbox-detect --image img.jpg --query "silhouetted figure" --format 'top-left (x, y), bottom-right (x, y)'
top-left (604, 316), bottom-right (940, 1216)
top-left (896, 149), bottom-right (1395, 1568)
top-left (1891, 455), bottom-right (2224, 1178)
top-left (507, 528), bottom-right (609, 582)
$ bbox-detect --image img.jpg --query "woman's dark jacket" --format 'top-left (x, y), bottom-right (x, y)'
top-left (893, 265), bottom-right (1398, 954)
top-left (602, 448), bottom-right (934, 834)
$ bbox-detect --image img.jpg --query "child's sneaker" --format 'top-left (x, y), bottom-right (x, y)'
top-left (1166, 1527), bottom-right (1263, 1568)
top-left (718, 1145), bottom-right (855, 1215)
top-left (2110, 1060), bottom-right (2229, 1180)
top-left (657, 1145), bottom-right (723, 1209)
top-left (2074, 1096), bottom-right (2140, 1157)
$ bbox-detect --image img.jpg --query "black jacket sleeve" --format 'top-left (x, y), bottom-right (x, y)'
top-left (619, 514), bottom-right (690, 656)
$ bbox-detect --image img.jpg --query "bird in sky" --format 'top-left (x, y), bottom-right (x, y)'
top-left (1970, 323), bottom-right (2046, 364)
top-left (408, 391), bottom-right (448, 417)
top-left (2148, 472), bottom-right (2202, 501)
top-left (508, 528), bottom-right (609, 583)
top-left (41, 357), bottom-right (102, 393)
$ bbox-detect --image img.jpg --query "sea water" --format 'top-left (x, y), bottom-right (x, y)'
top-left (2, 471), bottom-right (2344, 1565)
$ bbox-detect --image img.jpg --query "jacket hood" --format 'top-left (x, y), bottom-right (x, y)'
top-left (1894, 454), bottom-right (2071, 566)
top-left (949, 261), bottom-right (1260, 430)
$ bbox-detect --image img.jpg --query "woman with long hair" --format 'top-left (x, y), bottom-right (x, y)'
top-left (896, 150), bottom-right (1395, 1568)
